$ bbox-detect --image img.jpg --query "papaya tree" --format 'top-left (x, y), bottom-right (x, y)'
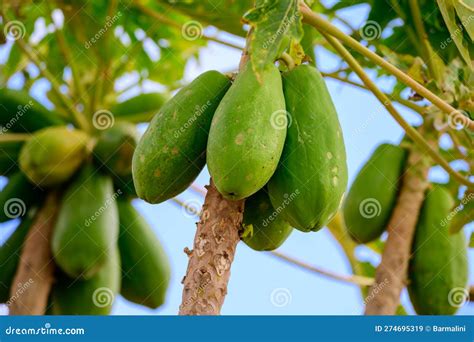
top-left (0, 0), bottom-right (473, 316)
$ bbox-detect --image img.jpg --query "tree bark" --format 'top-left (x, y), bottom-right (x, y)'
top-left (364, 145), bottom-right (431, 315)
top-left (8, 192), bottom-right (60, 315)
top-left (179, 180), bottom-right (244, 315)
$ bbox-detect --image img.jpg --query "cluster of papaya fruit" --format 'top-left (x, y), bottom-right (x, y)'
top-left (132, 61), bottom-right (348, 251)
top-left (343, 142), bottom-right (468, 315)
top-left (0, 88), bottom-right (170, 314)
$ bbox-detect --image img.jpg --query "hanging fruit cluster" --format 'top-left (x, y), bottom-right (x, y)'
top-left (0, 89), bottom-right (170, 314)
top-left (343, 143), bottom-right (469, 315)
top-left (133, 55), bottom-right (348, 252)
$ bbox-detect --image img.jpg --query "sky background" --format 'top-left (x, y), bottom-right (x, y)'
top-left (0, 3), bottom-right (473, 316)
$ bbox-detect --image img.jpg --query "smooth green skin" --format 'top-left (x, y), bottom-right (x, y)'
top-left (0, 140), bottom-right (24, 175)
top-left (242, 188), bottom-right (292, 251)
top-left (52, 165), bottom-right (119, 279)
top-left (118, 200), bottom-right (170, 309)
top-left (51, 246), bottom-right (121, 315)
top-left (207, 63), bottom-right (286, 200)
top-left (0, 216), bottom-right (33, 302)
top-left (408, 186), bottom-right (468, 315)
top-left (0, 172), bottom-right (42, 223)
top-left (93, 122), bottom-right (138, 177)
top-left (0, 88), bottom-right (63, 132)
top-left (111, 93), bottom-right (167, 123)
top-left (343, 143), bottom-right (407, 243)
top-left (19, 126), bottom-right (90, 186)
top-left (268, 65), bottom-right (348, 232)
top-left (133, 71), bottom-right (231, 204)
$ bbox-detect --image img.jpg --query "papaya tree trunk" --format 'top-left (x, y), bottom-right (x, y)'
top-left (179, 180), bottom-right (244, 315)
top-left (8, 192), bottom-right (60, 315)
top-left (364, 143), bottom-right (431, 315)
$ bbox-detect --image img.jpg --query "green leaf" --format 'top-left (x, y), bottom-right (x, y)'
top-left (454, 0), bottom-right (474, 40)
top-left (243, 0), bottom-right (303, 77)
top-left (437, 0), bottom-right (472, 67)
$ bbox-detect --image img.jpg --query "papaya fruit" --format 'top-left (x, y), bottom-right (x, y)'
top-left (0, 215), bottom-right (33, 302)
top-left (19, 126), bottom-right (90, 186)
top-left (268, 65), bottom-right (347, 232)
top-left (0, 88), bottom-right (63, 133)
top-left (241, 188), bottom-right (292, 251)
top-left (110, 93), bottom-right (167, 123)
top-left (52, 165), bottom-right (119, 279)
top-left (207, 63), bottom-right (286, 200)
top-left (117, 200), bottom-right (170, 308)
top-left (51, 246), bottom-right (121, 315)
top-left (343, 143), bottom-right (407, 243)
top-left (0, 139), bottom-right (23, 175)
top-left (0, 172), bottom-right (43, 223)
top-left (408, 186), bottom-right (468, 315)
top-left (93, 122), bottom-right (138, 177)
top-left (133, 70), bottom-right (231, 204)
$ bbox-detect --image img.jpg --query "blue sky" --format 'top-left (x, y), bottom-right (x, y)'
top-left (0, 3), bottom-right (472, 316)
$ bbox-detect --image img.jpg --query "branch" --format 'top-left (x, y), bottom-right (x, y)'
top-left (179, 180), bottom-right (244, 315)
top-left (0, 133), bottom-right (30, 142)
top-left (269, 250), bottom-right (374, 287)
top-left (299, 3), bottom-right (474, 131)
top-left (8, 192), bottom-right (60, 315)
top-left (365, 140), bottom-right (431, 314)
top-left (319, 31), bottom-right (473, 188)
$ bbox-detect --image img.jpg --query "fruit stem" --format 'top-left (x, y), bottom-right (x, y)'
top-left (319, 31), bottom-right (474, 188)
top-left (279, 52), bottom-right (296, 70)
top-left (299, 2), bottom-right (474, 131)
top-left (8, 191), bottom-right (60, 315)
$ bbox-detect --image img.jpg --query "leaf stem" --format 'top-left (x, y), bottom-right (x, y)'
top-left (318, 30), bottom-right (473, 188)
top-left (299, 3), bottom-right (474, 130)
top-left (0, 133), bottom-right (30, 142)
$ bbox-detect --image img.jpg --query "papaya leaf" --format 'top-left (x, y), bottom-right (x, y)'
top-left (243, 0), bottom-right (303, 77)
top-left (454, 0), bottom-right (474, 40)
top-left (437, 0), bottom-right (472, 67)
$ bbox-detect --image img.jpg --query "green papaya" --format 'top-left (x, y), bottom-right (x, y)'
top-left (93, 122), bottom-right (138, 177)
top-left (0, 139), bottom-right (24, 175)
top-left (110, 93), bottom-right (167, 123)
top-left (118, 200), bottom-right (170, 308)
top-left (0, 88), bottom-right (63, 133)
top-left (0, 172), bottom-right (42, 223)
top-left (19, 126), bottom-right (90, 186)
top-left (241, 188), bottom-right (292, 251)
top-left (52, 165), bottom-right (119, 279)
top-left (51, 246), bottom-right (120, 315)
top-left (207, 63), bottom-right (286, 200)
top-left (0, 215), bottom-right (33, 302)
top-left (408, 186), bottom-right (468, 315)
top-left (268, 65), bottom-right (347, 232)
top-left (343, 143), bottom-right (407, 243)
top-left (133, 70), bottom-right (231, 204)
